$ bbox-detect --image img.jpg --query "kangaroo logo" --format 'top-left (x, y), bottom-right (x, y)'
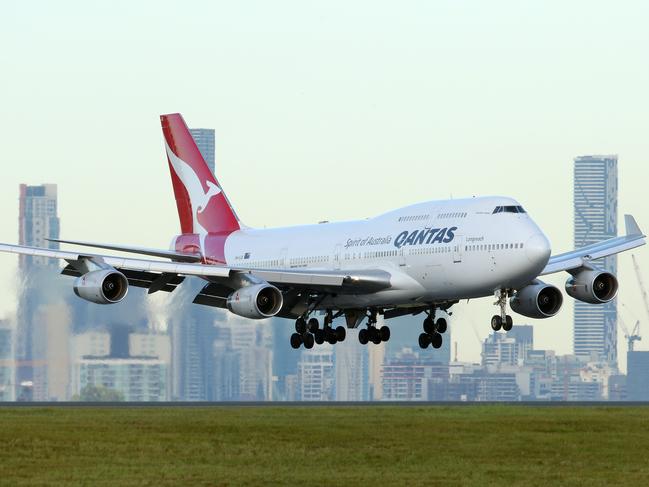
top-left (165, 141), bottom-right (221, 253)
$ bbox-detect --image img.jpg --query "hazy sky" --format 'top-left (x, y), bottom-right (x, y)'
top-left (1, 1), bottom-right (648, 370)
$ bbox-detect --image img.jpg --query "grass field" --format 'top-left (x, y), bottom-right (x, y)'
top-left (1, 406), bottom-right (649, 486)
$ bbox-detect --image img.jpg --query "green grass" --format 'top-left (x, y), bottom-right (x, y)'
top-left (1, 406), bottom-right (648, 486)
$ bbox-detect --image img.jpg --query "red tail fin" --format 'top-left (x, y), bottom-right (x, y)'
top-left (161, 113), bottom-right (240, 236)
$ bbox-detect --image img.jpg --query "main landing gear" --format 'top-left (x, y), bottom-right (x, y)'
top-left (290, 311), bottom-right (346, 349)
top-left (418, 310), bottom-right (447, 349)
top-left (491, 289), bottom-right (514, 332)
top-left (358, 309), bottom-right (390, 346)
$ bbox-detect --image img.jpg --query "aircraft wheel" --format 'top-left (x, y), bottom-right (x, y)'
top-left (370, 328), bottom-right (381, 345)
top-left (335, 326), bottom-right (346, 342)
top-left (418, 333), bottom-right (430, 349)
top-left (436, 318), bottom-right (448, 334)
top-left (423, 316), bottom-right (435, 334)
top-left (314, 329), bottom-right (326, 345)
top-left (308, 317), bottom-right (320, 333)
top-left (359, 328), bottom-right (369, 345)
top-left (326, 329), bottom-right (338, 345)
top-left (290, 333), bottom-right (302, 349)
top-left (491, 315), bottom-right (502, 331)
top-left (431, 332), bottom-right (443, 349)
top-left (303, 333), bottom-right (315, 349)
top-left (379, 326), bottom-right (391, 342)
top-left (503, 315), bottom-right (513, 331)
top-left (295, 318), bottom-right (307, 334)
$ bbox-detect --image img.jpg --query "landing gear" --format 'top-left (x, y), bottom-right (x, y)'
top-left (419, 309), bottom-right (447, 350)
top-left (357, 309), bottom-right (390, 346)
top-left (291, 310), bottom-right (347, 349)
top-left (290, 333), bottom-right (302, 349)
top-left (492, 289), bottom-right (514, 332)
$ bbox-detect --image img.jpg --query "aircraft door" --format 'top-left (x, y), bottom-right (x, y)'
top-left (453, 235), bottom-right (464, 263)
top-left (280, 248), bottom-right (288, 268)
top-left (333, 244), bottom-right (342, 270)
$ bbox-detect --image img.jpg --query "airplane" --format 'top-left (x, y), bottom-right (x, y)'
top-left (1, 113), bottom-right (645, 351)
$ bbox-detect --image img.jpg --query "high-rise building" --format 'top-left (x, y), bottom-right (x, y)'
top-left (16, 184), bottom-right (62, 396)
top-left (627, 351), bottom-right (649, 401)
top-left (228, 320), bottom-right (273, 400)
top-left (18, 184), bottom-right (60, 269)
top-left (169, 128), bottom-right (219, 401)
top-left (382, 348), bottom-right (449, 401)
top-left (297, 345), bottom-right (334, 401)
top-left (573, 155), bottom-right (618, 365)
top-left (71, 330), bottom-right (171, 401)
top-left (334, 329), bottom-right (369, 401)
top-left (189, 128), bottom-right (215, 173)
top-left (482, 326), bottom-right (534, 367)
top-left (0, 320), bottom-right (14, 401)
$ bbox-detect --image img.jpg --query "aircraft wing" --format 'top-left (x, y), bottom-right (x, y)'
top-left (540, 214), bottom-right (646, 275)
top-left (0, 243), bottom-right (392, 295)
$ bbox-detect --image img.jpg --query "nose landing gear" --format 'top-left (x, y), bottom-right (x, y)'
top-left (491, 289), bottom-right (514, 331)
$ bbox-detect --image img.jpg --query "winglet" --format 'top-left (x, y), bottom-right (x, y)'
top-left (625, 214), bottom-right (643, 237)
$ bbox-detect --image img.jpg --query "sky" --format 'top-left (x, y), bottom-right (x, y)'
top-left (0, 1), bottom-right (648, 370)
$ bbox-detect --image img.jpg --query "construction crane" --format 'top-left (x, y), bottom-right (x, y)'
top-left (618, 312), bottom-right (641, 352)
top-left (632, 254), bottom-right (649, 323)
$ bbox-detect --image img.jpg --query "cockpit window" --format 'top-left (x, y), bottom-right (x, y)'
top-left (492, 205), bottom-right (527, 214)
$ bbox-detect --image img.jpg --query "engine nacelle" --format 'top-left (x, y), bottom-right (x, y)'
top-left (226, 283), bottom-right (283, 319)
top-left (73, 269), bottom-right (129, 304)
top-left (565, 269), bottom-right (618, 304)
top-left (510, 280), bottom-right (563, 319)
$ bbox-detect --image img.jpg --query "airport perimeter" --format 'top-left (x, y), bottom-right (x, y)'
top-left (1, 404), bottom-right (648, 486)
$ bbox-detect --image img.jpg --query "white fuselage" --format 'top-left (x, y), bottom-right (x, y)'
top-left (221, 196), bottom-right (551, 309)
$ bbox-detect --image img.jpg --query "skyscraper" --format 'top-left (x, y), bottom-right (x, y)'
top-left (189, 128), bottom-right (215, 172)
top-left (297, 345), bottom-right (334, 401)
top-left (0, 320), bottom-right (14, 401)
top-left (334, 329), bottom-right (369, 401)
top-left (573, 155), bottom-right (618, 365)
top-left (170, 128), bottom-right (219, 400)
top-left (16, 184), bottom-right (61, 394)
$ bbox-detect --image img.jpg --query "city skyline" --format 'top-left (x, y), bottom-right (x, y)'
top-left (1, 1), bottom-right (648, 371)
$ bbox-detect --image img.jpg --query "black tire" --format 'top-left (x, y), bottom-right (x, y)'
top-left (423, 316), bottom-right (435, 334)
top-left (436, 318), bottom-right (448, 334)
top-left (491, 315), bottom-right (502, 331)
top-left (290, 333), bottom-right (302, 349)
top-left (335, 326), bottom-right (346, 342)
top-left (303, 333), bottom-right (315, 349)
top-left (359, 328), bottom-right (369, 345)
top-left (308, 317), bottom-right (320, 333)
top-left (370, 327), bottom-right (381, 345)
top-left (314, 329), bottom-right (326, 345)
top-left (295, 318), bottom-right (307, 334)
top-left (503, 315), bottom-right (513, 331)
top-left (379, 325), bottom-right (391, 342)
top-left (418, 332), bottom-right (430, 349)
top-left (431, 332), bottom-right (443, 349)
top-left (326, 329), bottom-right (337, 345)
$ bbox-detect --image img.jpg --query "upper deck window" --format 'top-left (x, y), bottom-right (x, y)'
top-left (492, 205), bottom-right (527, 214)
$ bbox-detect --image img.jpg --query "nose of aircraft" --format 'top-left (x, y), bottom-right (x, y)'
top-left (525, 233), bottom-right (551, 266)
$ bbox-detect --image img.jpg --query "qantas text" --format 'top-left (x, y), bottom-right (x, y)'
top-left (393, 227), bottom-right (458, 249)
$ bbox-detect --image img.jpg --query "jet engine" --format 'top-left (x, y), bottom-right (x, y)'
top-left (226, 283), bottom-right (283, 319)
top-left (510, 280), bottom-right (563, 319)
top-left (73, 269), bottom-right (129, 304)
top-left (565, 269), bottom-right (618, 304)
